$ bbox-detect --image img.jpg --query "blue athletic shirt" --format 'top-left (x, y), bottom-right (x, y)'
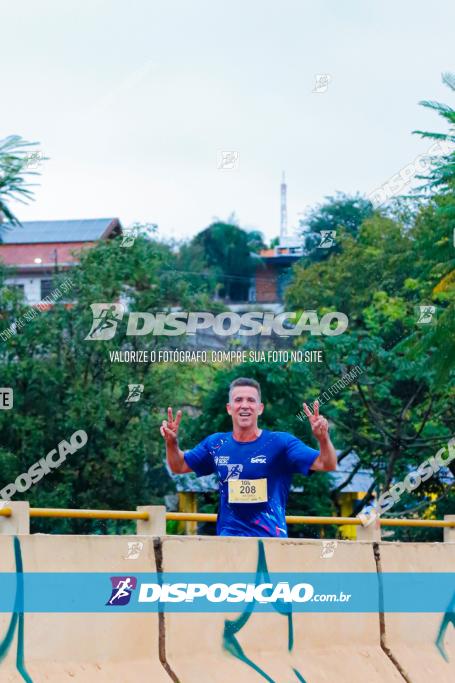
top-left (184, 430), bottom-right (319, 537)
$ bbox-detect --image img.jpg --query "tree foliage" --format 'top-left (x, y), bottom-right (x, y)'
top-left (0, 135), bottom-right (44, 230)
top-left (190, 221), bottom-right (265, 301)
top-left (0, 236), bottom-right (213, 533)
top-left (406, 72), bottom-right (455, 385)
top-left (299, 192), bottom-right (374, 262)
top-left (286, 181), bottom-right (454, 539)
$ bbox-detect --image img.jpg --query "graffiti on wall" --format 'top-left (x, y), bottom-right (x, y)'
top-left (0, 536), bottom-right (33, 682)
top-left (436, 591), bottom-right (455, 662)
top-left (223, 539), bottom-right (308, 683)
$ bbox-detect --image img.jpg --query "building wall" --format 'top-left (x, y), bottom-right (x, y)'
top-left (255, 263), bottom-right (278, 302)
top-left (0, 241), bottom-right (93, 267)
top-left (4, 275), bottom-right (43, 304)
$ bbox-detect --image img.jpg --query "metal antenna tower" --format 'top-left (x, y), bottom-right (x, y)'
top-left (280, 171), bottom-right (287, 245)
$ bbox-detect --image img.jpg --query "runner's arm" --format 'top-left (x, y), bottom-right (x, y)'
top-left (166, 439), bottom-right (192, 474)
top-left (310, 434), bottom-right (337, 471)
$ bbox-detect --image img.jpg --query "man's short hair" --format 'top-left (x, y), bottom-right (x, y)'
top-left (229, 377), bottom-right (261, 402)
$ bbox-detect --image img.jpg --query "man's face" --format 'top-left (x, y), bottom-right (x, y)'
top-left (227, 386), bottom-right (264, 430)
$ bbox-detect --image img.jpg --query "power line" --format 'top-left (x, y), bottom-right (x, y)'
top-left (158, 269), bottom-right (293, 284)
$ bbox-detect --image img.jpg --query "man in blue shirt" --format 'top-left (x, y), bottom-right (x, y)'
top-left (161, 377), bottom-right (337, 537)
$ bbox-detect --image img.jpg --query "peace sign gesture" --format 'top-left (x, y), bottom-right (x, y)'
top-left (302, 400), bottom-right (329, 441)
top-left (160, 406), bottom-right (182, 444)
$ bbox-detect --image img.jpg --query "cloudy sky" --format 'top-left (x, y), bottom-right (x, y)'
top-left (2, 0), bottom-right (454, 243)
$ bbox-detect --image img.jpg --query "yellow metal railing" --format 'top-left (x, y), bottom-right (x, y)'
top-left (0, 507), bottom-right (148, 521)
top-left (0, 507), bottom-right (454, 528)
top-left (166, 512), bottom-right (455, 528)
top-left (29, 508), bottom-right (149, 521)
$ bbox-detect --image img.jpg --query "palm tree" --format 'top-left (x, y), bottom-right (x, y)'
top-left (407, 73), bottom-right (455, 384)
top-left (0, 135), bottom-right (42, 233)
top-left (413, 71), bottom-right (455, 192)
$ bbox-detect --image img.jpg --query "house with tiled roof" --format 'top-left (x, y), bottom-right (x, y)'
top-left (0, 218), bottom-right (122, 303)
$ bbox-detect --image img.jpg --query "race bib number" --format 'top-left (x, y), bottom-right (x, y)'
top-left (228, 478), bottom-right (268, 504)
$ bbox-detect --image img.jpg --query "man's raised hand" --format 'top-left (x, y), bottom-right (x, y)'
top-left (302, 400), bottom-right (329, 441)
top-left (160, 407), bottom-right (182, 444)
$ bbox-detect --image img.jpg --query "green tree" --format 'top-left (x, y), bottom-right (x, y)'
top-left (191, 222), bottom-right (265, 301)
top-left (299, 192), bottom-right (374, 262)
top-left (0, 235), bottom-right (213, 533)
top-left (404, 72), bottom-right (455, 384)
top-left (286, 207), bottom-right (454, 538)
top-left (413, 71), bottom-right (455, 195)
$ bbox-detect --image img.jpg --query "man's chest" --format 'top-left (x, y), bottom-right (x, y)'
top-left (211, 437), bottom-right (281, 483)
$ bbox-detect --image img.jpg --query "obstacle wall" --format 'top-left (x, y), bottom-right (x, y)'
top-left (0, 535), bottom-right (168, 682)
top-left (0, 534), bottom-right (454, 683)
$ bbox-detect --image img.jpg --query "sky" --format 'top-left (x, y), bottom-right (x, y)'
top-left (2, 0), bottom-right (455, 244)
